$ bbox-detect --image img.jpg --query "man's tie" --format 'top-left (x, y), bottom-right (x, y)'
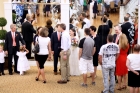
top-left (12, 32), bottom-right (16, 46)
top-left (115, 35), bottom-right (119, 44)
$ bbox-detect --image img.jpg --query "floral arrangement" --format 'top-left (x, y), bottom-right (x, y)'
top-left (71, 38), bottom-right (78, 47)
top-left (70, 2), bottom-right (74, 9)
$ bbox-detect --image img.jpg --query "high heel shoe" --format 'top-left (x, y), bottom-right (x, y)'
top-left (116, 87), bottom-right (122, 91)
top-left (35, 77), bottom-right (39, 81)
top-left (122, 85), bottom-right (127, 89)
top-left (43, 80), bottom-right (46, 84)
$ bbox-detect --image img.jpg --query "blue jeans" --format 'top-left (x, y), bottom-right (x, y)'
top-left (102, 66), bottom-right (115, 93)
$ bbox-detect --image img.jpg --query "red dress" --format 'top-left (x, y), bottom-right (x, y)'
top-left (116, 46), bottom-right (129, 76)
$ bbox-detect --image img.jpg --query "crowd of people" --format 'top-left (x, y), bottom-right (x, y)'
top-left (0, 0), bottom-right (139, 93)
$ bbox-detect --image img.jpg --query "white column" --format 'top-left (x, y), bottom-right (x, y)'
top-left (4, 2), bottom-right (12, 31)
top-left (119, 5), bottom-right (125, 23)
top-left (60, 1), bottom-right (70, 32)
top-left (90, 1), bottom-right (94, 25)
top-left (138, 4), bottom-right (140, 44)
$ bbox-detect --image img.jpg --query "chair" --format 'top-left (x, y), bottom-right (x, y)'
top-left (110, 1), bottom-right (115, 9)
top-left (97, 4), bottom-right (102, 15)
top-left (110, 1), bottom-right (116, 12)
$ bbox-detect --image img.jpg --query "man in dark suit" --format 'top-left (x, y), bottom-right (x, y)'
top-left (113, 25), bottom-right (122, 83)
top-left (4, 24), bottom-right (25, 75)
top-left (113, 25), bottom-right (122, 44)
top-left (51, 24), bottom-right (61, 75)
top-left (21, 15), bottom-right (36, 59)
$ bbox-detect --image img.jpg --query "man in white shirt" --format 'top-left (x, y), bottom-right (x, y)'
top-left (57, 23), bottom-right (71, 84)
top-left (99, 35), bottom-right (119, 93)
top-left (80, 12), bottom-right (91, 28)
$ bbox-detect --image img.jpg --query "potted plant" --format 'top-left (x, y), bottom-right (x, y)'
top-left (12, 13), bottom-right (16, 24)
top-left (0, 17), bottom-right (8, 69)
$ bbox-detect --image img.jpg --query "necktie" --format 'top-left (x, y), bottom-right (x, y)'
top-left (58, 32), bottom-right (60, 41)
top-left (115, 35), bottom-right (119, 44)
top-left (12, 32), bottom-right (16, 46)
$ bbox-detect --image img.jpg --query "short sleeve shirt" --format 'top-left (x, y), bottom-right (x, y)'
top-left (99, 43), bottom-right (119, 67)
top-left (79, 37), bottom-right (95, 60)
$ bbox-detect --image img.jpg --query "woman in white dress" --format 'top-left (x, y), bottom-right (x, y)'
top-left (69, 28), bottom-right (80, 76)
top-left (78, 21), bottom-right (87, 40)
top-left (17, 46), bottom-right (30, 75)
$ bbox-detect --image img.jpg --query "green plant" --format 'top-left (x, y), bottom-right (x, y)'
top-left (0, 17), bottom-right (7, 30)
top-left (12, 13), bottom-right (16, 23)
top-left (0, 30), bottom-right (7, 40)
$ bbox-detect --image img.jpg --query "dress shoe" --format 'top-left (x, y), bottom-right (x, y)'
top-left (15, 71), bottom-right (20, 73)
top-left (35, 77), bottom-right (39, 81)
top-left (57, 80), bottom-right (67, 84)
top-left (9, 73), bottom-right (13, 75)
top-left (54, 72), bottom-right (57, 75)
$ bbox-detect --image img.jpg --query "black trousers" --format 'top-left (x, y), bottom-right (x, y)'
top-left (120, 0), bottom-right (123, 4)
top-left (25, 41), bottom-right (32, 59)
top-left (8, 47), bottom-right (18, 73)
top-left (53, 49), bottom-right (61, 72)
top-left (0, 63), bottom-right (4, 73)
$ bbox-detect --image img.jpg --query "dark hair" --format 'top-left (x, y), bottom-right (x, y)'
top-left (90, 26), bottom-right (96, 32)
top-left (127, 13), bottom-right (130, 17)
top-left (59, 23), bottom-right (66, 30)
top-left (81, 12), bottom-right (86, 17)
top-left (102, 17), bottom-right (107, 23)
top-left (46, 19), bottom-right (52, 27)
top-left (107, 35), bottom-right (113, 42)
top-left (56, 24), bottom-right (60, 28)
top-left (84, 28), bottom-right (90, 35)
top-left (36, 26), bottom-right (42, 35)
top-left (133, 44), bottom-right (140, 52)
top-left (70, 18), bottom-right (73, 23)
top-left (104, 13), bottom-right (109, 17)
top-left (39, 27), bottom-right (49, 37)
top-left (70, 28), bottom-right (76, 36)
top-left (81, 22), bottom-right (86, 29)
top-left (124, 16), bottom-right (129, 21)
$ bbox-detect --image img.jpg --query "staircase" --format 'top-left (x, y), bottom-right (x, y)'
top-left (124, 0), bottom-right (138, 16)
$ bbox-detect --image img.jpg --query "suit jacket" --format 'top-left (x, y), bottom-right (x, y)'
top-left (4, 31), bottom-right (25, 54)
top-left (51, 32), bottom-right (61, 53)
top-left (21, 21), bottom-right (36, 42)
top-left (113, 34), bottom-right (120, 44)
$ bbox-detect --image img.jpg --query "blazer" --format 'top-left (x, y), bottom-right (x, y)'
top-left (4, 31), bottom-right (25, 54)
top-left (21, 21), bottom-right (36, 42)
top-left (113, 34), bottom-right (120, 44)
top-left (51, 32), bottom-right (61, 52)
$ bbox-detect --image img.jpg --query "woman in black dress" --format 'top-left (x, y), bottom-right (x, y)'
top-left (97, 17), bottom-right (110, 49)
top-left (93, 0), bottom-right (98, 19)
top-left (45, 19), bottom-right (53, 38)
top-left (45, 0), bottom-right (51, 17)
top-left (90, 26), bottom-right (100, 80)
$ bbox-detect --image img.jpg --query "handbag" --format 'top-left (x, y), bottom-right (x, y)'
top-left (32, 37), bottom-right (39, 54)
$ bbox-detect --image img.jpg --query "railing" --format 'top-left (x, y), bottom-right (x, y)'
top-left (119, 0), bottom-right (138, 23)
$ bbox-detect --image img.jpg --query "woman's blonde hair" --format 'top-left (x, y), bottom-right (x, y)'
top-left (119, 34), bottom-right (128, 50)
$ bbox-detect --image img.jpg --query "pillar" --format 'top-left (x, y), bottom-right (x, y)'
top-left (138, 2), bottom-right (140, 44)
top-left (60, 0), bottom-right (69, 32)
top-left (4, 2), bottom-right (12, 31)
top-left (119, 5), bottom-right (125, 23)
top-left (90, 1), bottom-right (94, 25)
